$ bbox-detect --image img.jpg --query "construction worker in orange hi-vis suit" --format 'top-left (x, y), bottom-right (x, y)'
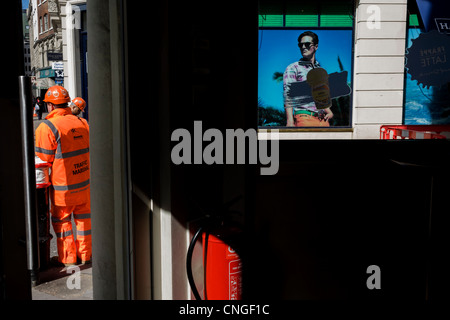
top-left (35, 85), bottom-right (91, 267)
top-left (70, 97), bottom-right (86, 117)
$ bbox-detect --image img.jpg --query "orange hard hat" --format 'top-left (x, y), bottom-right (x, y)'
top-left (43, 85), bottom-right (71, 105)
top-left (71, 97), bottom-right (86, 111)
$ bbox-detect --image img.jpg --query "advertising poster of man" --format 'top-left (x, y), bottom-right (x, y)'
top-left (258, 29), bottom-right (353, 128)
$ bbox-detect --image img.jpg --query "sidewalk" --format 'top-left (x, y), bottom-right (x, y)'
top-left (32, 264), bottom-right (93, 300)
top-left (31, 219), bottom-right (93, 300)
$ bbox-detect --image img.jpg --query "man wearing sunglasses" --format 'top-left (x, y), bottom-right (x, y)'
top-left (283, 31), bottom-right (334, 127)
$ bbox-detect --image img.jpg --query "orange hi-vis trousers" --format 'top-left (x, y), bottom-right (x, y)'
top-left (51, 202), bottom-right (91, 264)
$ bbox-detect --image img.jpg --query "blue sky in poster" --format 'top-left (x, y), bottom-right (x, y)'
top-left (258, 29), bottom-right (353, 111)
top-left (405, 28), bottom-right (450, 125)
top-left (405, 28), bottom-right (431, 124)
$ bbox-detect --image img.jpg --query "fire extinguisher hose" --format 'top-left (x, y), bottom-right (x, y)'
top-left (186, 226), bottom-right (203, 300)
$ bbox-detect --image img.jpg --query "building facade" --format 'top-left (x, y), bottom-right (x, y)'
top-left (22, 10), bottom-right (32, 76)
top-left (27, 0), bottom-right (87, 113)
top-left (28, 0), bottom-right (62, 97)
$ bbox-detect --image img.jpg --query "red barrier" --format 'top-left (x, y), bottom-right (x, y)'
top-left (380, 125), bottom-right (450, 140)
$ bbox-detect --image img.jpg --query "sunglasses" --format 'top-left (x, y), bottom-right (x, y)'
top-left (299, 42), bottom-right (315, 49)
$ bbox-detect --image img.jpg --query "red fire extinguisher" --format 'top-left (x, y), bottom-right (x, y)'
top-left (186, 197), bottom-right (243, 300)
top-left (202, 225), bottom-right (242, 300)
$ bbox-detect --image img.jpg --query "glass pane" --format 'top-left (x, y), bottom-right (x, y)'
top-left (259, 15), bottom-right (284, 27)
top-left (285, 3), bottom-right (318, 27)
top-left (259, 0), bottom-right (284, 27)
top-left (320, 1), bottom-right (353, 27)
top-left (409, 14), bottom-right (419, 27)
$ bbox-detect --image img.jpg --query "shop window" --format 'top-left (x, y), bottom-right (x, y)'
top-left (259, 0), bottom-right (353, 28)
top-left (258, 0), bottom-right (354, 129)
top-left (259, 1), bottom-right (283, 27)
top-left (285, 4), bottom-right (318, 27)
top-left (404, 2), bottom-right (450, 125)
top-left (320, 1), bottom-right (353, 27)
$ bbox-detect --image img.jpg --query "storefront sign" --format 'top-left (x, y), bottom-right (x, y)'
top-left (40, 68), bottom-right (55, 78)
top-left (52, 62), bottom-right (64, 70)
top-left (416, 0), bottom-right (450, 32)
top-left (55, 70), bottom-right (64, 78)
top-left (435, 18), bottom-right (450, 34)
top-left (47, 52), bottom-right (63, 61)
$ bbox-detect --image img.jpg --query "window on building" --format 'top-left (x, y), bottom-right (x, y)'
top-left (258, 0), bottom-right (354, 129)
top-left (44, 14), bottom-right (48, 31)
top-left (39, 16), bottom-right (43, 33)
top-left (404, 0), bottom-right (450, 125)
top-left (259, 1), bottom-right (353, 28)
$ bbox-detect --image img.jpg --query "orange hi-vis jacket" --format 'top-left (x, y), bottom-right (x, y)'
top-left (35, 108), bottom-right (90, 206)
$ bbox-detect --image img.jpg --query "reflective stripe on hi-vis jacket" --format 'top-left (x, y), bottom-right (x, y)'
top-left (35, 108), bottom-right (90, 206)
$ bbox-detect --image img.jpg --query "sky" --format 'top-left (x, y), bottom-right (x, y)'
top-left (23, 0), bottom-right (29, 9)
top-left (258, 29), bottom-right (353, 111)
